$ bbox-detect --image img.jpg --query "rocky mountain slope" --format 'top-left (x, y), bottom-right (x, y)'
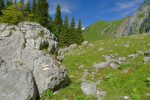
top-left (114, 0), bottom-right (150, 37)
top-left (84, 0), bottom-right (150, 41)
top-left (0, 22), bottom-right (69, 100)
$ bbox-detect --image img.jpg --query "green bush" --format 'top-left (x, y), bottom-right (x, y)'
top-left (0, 3), bottom-right (34, 24)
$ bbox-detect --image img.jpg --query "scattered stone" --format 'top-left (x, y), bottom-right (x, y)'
top-left (98, 48), bottom-right (104, 51)
top-left (128, 54), bottom-right (138, 59)
top-left (69, 43), bottom-right (77, 49)
top-left (96, 90), bottom-right (106, 100)
top-left (124, 44), bottom-right (130, 48)
top-left (82, 41), bottom-right (89, 45)
top-left (93, 62), bottom-right (109, 69)
top-left (88, 43), bottom-right (94, 48)
top-left (78, 65), bottom-right (84, 69)
top-left (109, 50), bottom-right (113, 52)
top-left (144, 50), bottom-right (150, 57)
top-left (116, 96), bottom-right (131, 100)
top-left (143, 56), bottom-right (150, 63)
top-left (110, 63), bottom-right (119, 69)
top-left (81, 82), bottom-right (97, 95)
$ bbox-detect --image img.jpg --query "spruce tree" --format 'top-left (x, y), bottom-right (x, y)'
top-left (20, 0), bottom-right (24, 5)
top-left (6, 0), bottom-right (11, 6)
top-left (54, 4), bottom-right (62, 37)
top-left (64, 14), bottom-right (69, 29)
top-left (25, 0), bottom-right (31, 12)
top-left (63, 14), bottom-right (70, 46)
top-left (70, 17), bottom-right (77, 44)
top-left (36, 0), bottom-right (49, 27)
top-left (32, 0), bottom-right (36, 13)
top-left (10, 0), bottom-right (13, 5)
top-left (0, 0), bottom-right (4, 15)
top-left (77, 19), bottom-right (84, 44)
top-left (59, 14), bottom-right (69, 47)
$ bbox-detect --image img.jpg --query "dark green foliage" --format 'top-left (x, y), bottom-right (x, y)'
top-left (54, 4), bottom-right (62, 37)
top-left (20, 0), bottom-right (24, 5)
top-left (6, 0), bottom-right (11, 7)
top-left (77, 20), bottom-right (84, 44)
top-left (32, 0), bottom-right (36, 13)
top-left (24, 0), bottom-right (31, 12)
top-left (36, 0), bottom-right (49, 27)
top-left (0, 0), bottom-right (5, 15)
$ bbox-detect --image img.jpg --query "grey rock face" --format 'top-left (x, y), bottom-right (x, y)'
top-left (0, 22), bottom-right (69, 99)
top-left (0, 69), bottom-right (37, 100)
top-left (114, 0), bottom-right (150, 37)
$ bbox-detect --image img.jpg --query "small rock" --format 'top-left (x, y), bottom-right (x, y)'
top-left (97, 90), bottom-right (106, 100)
top-left (99, 48), bottom-right (104, 51)
top-left (128, 54), bottom-right (138, 59)
top-left (93, 62), bottom-right (109, 70)
top-left (81, 82), bottom-right (97, 95)
top-left (88, 43), bottom-right (94, 48)
top-left (143, 56), bottom-right (150, 62)
top-left (69, 43), bottom-right (77, 49)
top-left (116, 96), bottom-right (131, 100)
top-left (124, 44), bottom-right (130, 48)
top-left (82, 41), bottom-right (89, 45)
top-left (110, 63), bottom-right (118, 69)
top-left (109, 50), bottom-right (113, 52)
top-left (78, 65), bottom-right (84, 69)
top-left (144, 50), bottom-right (150, 57)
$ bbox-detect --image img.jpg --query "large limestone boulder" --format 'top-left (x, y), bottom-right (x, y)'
top-left (0, 69), bottom-right (37, 100)
top-left (0, 22), bottom-right (69, 100)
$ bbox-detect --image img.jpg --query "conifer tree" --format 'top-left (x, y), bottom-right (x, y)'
top-left (59, 14), bottom-right (69, 47)
top-left (54, 4), bottom-right (62, 37)
top-left (20, 0), bottom-right (24, 5)
top-left (25, 0), bottom-right (31, 12)
top-left (36, 0), bottom-right (49, 27)
top-left (32, 0), bottom-right (36, 13)
top-left (0, 0), bottom-right (4, 15)
top-left (6, 0), bottom-right (11, 6)
top-left (70, 17), bottom-right (76, 44)
top-left (77, 19), bottom-right (84, 44)
top-left (10, 0), bottom-right (13, 5)
top-left (64, 14), bottom-right (69, 29)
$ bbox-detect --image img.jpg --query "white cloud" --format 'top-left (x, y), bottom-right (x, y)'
top-left (49, 0), bottom-right (77, 15)
top-left (111, 0), bottom-right (144, 16)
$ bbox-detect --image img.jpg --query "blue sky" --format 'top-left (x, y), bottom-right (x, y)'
top-left (48, 0), bottom-right (144, 28)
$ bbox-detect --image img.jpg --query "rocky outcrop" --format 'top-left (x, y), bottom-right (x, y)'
top-left (114, 0), bottom-right (150, 37)
top-left (0, 22), bottom-right (69, 100)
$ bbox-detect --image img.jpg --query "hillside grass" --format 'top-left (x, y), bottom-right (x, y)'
top-left (41, 34), bottom-right (150, 100)
top-left (83, 19), bottom-right (124, 42)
